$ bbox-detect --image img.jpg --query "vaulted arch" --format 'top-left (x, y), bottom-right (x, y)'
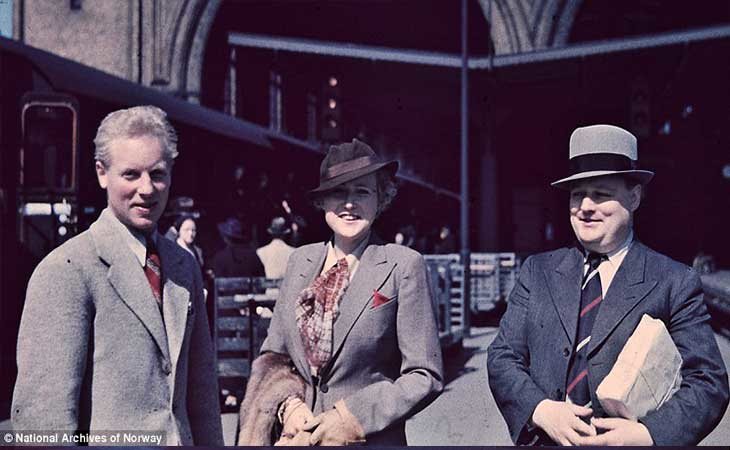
top-left (148, 0), bottom-right (222, 102)
top-left (478, 0), bottom-right (583, 54)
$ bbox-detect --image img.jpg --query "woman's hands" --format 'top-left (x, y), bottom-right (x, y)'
top-left (303, 400), bottom-right (365, 446)
top-left (274, 397), bottom-right (315, 446)
top-left (279, 399), bottom-right (366, 446)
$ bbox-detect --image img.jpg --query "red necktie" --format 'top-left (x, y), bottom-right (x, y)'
top-left (144, 239), bottom-right (163, 308)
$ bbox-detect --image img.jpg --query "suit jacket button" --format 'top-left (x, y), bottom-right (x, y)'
top-left (563, 348), bottom-right (570, 357)
top-left (320, 383), bottom-right (329, 393)
top-left (163, 362), bottom-right (171, 374)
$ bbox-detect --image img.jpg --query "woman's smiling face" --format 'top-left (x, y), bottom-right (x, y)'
top-left (322, 173), bottom-right (379, 247)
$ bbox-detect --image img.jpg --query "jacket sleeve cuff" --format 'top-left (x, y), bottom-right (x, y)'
top-left (334, 399), bottom-right (366, 441)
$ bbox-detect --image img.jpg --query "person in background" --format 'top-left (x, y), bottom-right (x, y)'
top-left (163, 196), bottom-right (198, 241)
top-left (487, 124), bottom-right (729, 446)
top-left (12, 105), bottom-right (223, 445)
top-left (433, 225), bottom-right (457, 254)
top-left (237, 138), bottom-right (443, 446)
top-left (211, 217), bottom-right (265, 278)
top-left (256, 216), bottom-right (296, 281)
top-left (175, 215), bottom-right (204, 269)
top-left (393, 224), bottom-right (416, 248)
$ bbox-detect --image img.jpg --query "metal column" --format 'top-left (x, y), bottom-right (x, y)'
top-left (460, 0), bottom-right (471, 335)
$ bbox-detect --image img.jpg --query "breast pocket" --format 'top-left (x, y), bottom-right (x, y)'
top-left (370, 294), bottom-right (398, 312)
top-left (359, 294), bottom-right (398, 340)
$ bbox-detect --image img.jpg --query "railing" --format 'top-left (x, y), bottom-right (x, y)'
top-left (424, 252), bottom-right (521, 316)
top-left (211, 253), bottom-right (521, 409)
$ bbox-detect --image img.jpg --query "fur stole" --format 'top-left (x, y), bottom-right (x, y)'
top-left (237, 352), bottom-right (307, 445)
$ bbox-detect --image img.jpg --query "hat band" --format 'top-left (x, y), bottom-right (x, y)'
top-left (569, 153), bottom-right (637, 175)
top-left (324, 156), bottom-right (378, 180)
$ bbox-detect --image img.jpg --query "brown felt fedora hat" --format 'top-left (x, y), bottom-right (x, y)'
top-left (308, 138), bottom-right (398, 196)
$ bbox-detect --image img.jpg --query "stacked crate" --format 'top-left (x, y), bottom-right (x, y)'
top-left (468, 254), bottom-right (502, 313)
top-left (212, 277), bottom-right (279, 412)
top-left (497, 253), bottom-right (520, 301)
top-left (424, 255), bottom-right (463, 348)
top-left (426, 252), bottom-right (521, 319)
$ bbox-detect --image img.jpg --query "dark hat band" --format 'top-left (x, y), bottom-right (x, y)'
top-left (569, 153), bottom-right (637, 175)
top-left (325, 156), bottom-right (378, 180)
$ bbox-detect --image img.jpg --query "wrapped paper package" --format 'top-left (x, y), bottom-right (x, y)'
top-left (596, 314), bottom-right (682, 420)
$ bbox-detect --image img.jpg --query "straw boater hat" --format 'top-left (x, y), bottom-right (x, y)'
top-left (308, 138), bottom-right (398, 196)
top-left (551, 124), bottom-right (654, 189)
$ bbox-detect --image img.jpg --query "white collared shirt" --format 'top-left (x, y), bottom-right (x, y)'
top-left (584, 230), bottom-right (634, 298)
top-left (102, 208), bottom-right (158, 268)
top-left (320, 233), bottom-right (370, 281)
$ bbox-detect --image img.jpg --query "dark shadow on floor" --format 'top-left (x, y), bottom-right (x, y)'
top-left (441, 304), bottom-right (508, 386)
top-left (470, 301), bottom-right (507, 327)
top-left (442, 338), bottom-right (486, 386)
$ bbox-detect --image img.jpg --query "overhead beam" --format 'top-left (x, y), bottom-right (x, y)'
top-left (229, 24), bottom-right (730, 70)
top-left (475, 23), bottom-right (730, 69)
top-left (228, 32), bottom-right (462, 68)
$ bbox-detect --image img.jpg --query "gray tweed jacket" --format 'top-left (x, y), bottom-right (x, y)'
top-left (11, 209), bottom-right (223, 445)
top-left (261, 237), bottom-right (444, 445)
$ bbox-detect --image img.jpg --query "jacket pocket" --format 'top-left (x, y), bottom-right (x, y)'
top-left (370, 295), bottom-right (398, 311)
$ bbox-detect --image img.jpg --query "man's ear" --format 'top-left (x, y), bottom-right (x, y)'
top-left (95, 161), bottom-right (108, 189)
top-left (629, 184), bottom-right (642, 212)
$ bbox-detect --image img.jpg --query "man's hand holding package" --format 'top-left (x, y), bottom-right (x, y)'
top-left (303, 399), bottom-right (365, 446)
top-left (578, 417), bottom-right (653, 445)
top-left (532, 399), bottom-right (596, 445)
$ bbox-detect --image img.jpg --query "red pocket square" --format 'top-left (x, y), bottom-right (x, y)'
top-left (372, 290), bottom-right (391, 308)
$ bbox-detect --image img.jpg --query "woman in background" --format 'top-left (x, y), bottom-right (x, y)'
top-left (175, 215), bottom-right (204, 269)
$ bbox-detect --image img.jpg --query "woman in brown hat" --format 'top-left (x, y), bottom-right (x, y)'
top-left (238, 139), bottom-right (443, 446)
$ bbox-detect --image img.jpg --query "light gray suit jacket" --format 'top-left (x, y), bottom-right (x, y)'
top-left (261, 238), bottom-right (444, 445)
top-left (12, 209), bottom-right (223, 446)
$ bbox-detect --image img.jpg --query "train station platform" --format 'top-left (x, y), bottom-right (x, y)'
top-left (3, 326), bottom-right (729, 445)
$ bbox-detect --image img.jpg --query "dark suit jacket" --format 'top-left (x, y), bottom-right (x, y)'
top-left (12, 209), bottom-right (223, 445)
top-left (211, 244), bottom-right (265, 278)
top-left (487, 241), bottom-right (729, 446)
top-left (260, 238), bottom-right (444, 445)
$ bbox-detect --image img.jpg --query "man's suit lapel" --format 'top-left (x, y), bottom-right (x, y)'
top-left (545, 247), bottom-right (583, 345)
top-left (587, 241), bottom-right (657, 355)
top-left (158, 237), bottom-right (192, 371)
top-left (331, 240), bottom-right (394, 362)
top-left (90, 211), bottom-right (171, 364)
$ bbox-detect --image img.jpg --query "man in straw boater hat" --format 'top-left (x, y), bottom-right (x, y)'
top-left (487, 124), bottom-right (728, 446)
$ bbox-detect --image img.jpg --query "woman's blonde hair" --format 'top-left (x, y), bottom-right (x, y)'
top-left (311, 168), bottom-right (398, 216)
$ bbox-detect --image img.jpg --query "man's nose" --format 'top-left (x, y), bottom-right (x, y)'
top-left (137, 173), bottom-right (154, 195)
top-left (579, 195), bottom-right (596, 210)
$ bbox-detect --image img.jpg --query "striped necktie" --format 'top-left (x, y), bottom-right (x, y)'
top-left (566, 252), bottom-right (605, 407)
top-left (144, 238), bottom-right (163, 308)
